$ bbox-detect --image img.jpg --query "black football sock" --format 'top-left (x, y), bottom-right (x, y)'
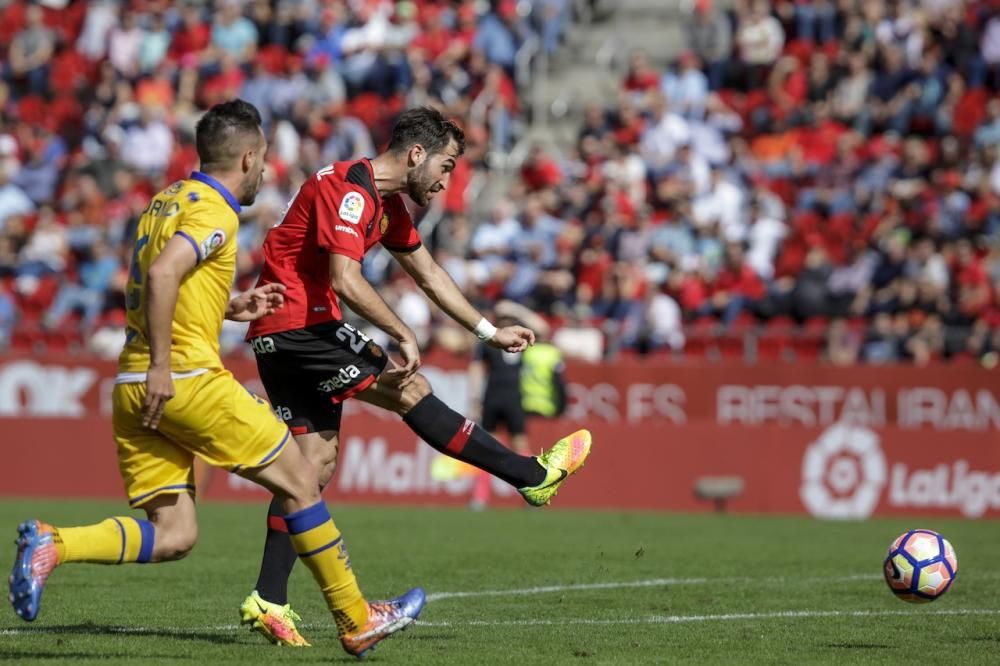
top-left (254, 496), bottom-right (298, 606)
top-left (403, 394), bottom-right (546, 488)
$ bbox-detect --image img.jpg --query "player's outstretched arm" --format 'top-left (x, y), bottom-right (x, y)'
top-left (329, 253), bottom-right (421, 383)
top-left (143, 235), bottom-right (198, 429)
top-left (391, 245), bottom-right (536, 353)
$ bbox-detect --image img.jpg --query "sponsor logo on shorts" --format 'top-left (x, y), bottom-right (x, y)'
top-left (335, 224), bottom-right (359, 237)
top-left (318, 365), bottom-right (361, 393)
top-left (338, 192), bottom-right (365, 224)
top-left (273, 405), bottom-right (293, 421)
top-left (250, 336), bottom-right (276, 355)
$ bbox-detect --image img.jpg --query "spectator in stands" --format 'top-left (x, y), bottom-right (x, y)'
top-left (121, 105), bottom-right (174, 176)
top-left (5, 4), bottom-right (55, 96)
top-left (825, 317), bottom-right (860, 365)
top-left (211, 0), bottom-right (259, 64)
top-left (505, 195), bottom-right (562, 301)
top-left (475, 0), bottom-right (525, 73)
top-left (640, 94), bottom-right (690, 173)
top-left (43, 239), bottom-right (119, 332)
top-left (532, 0), bottom-right (569, 57)
top-left (320, 104), bottom-right (376, 163)
top-left (689, 0), bottom-right (732, 90)
top-left (0, 0), bottom-right (993, 366)
top-left (139, 11), bottom-right (172, 75)
top-left (109, 10), bottom-right (144, 79)
top-left (736, 1), bottom-right (785, 89)
top-left (552, 303), bottom-right (604, 362)
top-left (0, 280), bottom-right (13, 347)
top-left (171, 2), bottom-right (212, 65)
top-left (14, 137), bottom-right (60, 206)
top-left (794, 0), bottom-right (837, 45)
top-left (16, 206), bottom-right (66, 278)
top-left (705, 240), bottom-right (765, 324)
top-left (862, 312), bottom-right (901, 364)
top-left (662, 51), bottom-right (709, 119)
top-left (77, 0), bottom-right (118, 61)
top-left (0, 156), bottom-right (33, 235)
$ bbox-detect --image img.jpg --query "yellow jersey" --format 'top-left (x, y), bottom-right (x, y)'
top-left (119, 172), bottom-right (241, 373)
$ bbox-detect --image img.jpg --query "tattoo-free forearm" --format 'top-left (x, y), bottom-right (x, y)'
top-left (418, 263), bottom-right (484, 333)
top-left (335, 274), bottom-right (414, 342)
top-left (145, 266), bottom-right (181, 368)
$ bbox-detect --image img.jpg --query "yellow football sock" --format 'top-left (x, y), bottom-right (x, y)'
top-left (285, 502), bottom-right (368, 634)
top-left (56, 517), bottom-right (155, 564)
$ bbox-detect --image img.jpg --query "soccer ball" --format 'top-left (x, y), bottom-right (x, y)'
top-left (883, 529), bottom-right (958, 603)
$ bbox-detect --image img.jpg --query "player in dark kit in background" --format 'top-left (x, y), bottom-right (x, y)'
top-left (238, 106), bottom-right (592, 646)
top-left (467, 303), bottom-right (568, 509)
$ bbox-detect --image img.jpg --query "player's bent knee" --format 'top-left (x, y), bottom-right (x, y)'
top-left (317, 458), bottom-right (338, 488)
top-left (151, 522), bottom-right (198, 562)
top-left (285, 458), bottom-right (322, 505)
top-left (400, 373), bottom-right (432, 410)
top-left (298, 432), bottom-right (339, 487)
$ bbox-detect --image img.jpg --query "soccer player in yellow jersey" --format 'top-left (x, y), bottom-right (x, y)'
top-left (8, 100), bottom-right (424, 657)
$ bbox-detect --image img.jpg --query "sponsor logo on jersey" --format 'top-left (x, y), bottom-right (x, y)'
top-left (200, 229), bottom-right (227, 259)
top-left (335, 224), bottom-right (359, 237)
top-left (339, 192), bottom-right (365, 224)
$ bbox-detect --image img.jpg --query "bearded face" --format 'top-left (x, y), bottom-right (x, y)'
top-left (406, 159), bottom-right (440, 207)
top-left (238, 132), bottom-right (268, 206)
top-left (405, 138), bottom-right (459, 207)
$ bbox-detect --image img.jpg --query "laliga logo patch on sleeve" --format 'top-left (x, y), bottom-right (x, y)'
top-left (338, 191), bottom-right (365, 225)
top-left (199, 229), bottom-right (227, 259)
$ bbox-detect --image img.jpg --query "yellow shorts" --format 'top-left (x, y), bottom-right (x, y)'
top-left (112, 368), bottom-right (290, 508)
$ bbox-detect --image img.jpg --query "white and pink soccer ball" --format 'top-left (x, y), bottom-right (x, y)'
top-left (883, 529), bottom-right (958, 603)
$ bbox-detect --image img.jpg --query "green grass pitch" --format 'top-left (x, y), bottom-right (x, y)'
top-left (1, 499), bottom-right (998, 664)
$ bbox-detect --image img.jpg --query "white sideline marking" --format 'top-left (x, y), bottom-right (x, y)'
top-left (3, 609), bottom-right (998, 636)
top-left (4, 573), bottom-right (992, 637)
top-left (425, 574), bottom-right (881, 602)
top-left (417, 608), bottom-right (1000, 628)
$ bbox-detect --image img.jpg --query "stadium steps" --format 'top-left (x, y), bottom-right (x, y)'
top-left (529, 0), bottom-right (689, 147)
top-left (470, 0), bottom-right (692, 216)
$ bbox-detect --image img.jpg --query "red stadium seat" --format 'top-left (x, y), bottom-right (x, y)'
top-left (952, 89), bottom-right (987, 137)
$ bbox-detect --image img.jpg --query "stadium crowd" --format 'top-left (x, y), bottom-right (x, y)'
top-left (0, 0), bottom-right (997, 367)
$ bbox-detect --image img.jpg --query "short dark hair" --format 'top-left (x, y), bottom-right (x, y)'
top-left (388, 106), bottom-right (465, 157)
top-left (195, 99), bottom-right (263, 170)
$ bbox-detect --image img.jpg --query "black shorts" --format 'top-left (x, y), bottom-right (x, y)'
top-left (481, 389), bottom-right (526, 435)
top-left (251, 320), bottom-right (389, 435)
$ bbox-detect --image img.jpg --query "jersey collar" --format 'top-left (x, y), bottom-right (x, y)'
top-left (189, 171), bottom-right (241, 213)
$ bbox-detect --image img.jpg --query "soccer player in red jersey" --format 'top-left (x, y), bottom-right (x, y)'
top-left (237, 107), bottom-right (592, 645)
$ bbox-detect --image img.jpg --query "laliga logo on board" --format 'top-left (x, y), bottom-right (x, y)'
top-left (800, 423), bottom-right (887, 519)
top-left (800, 424), bottom-right (1000, 518)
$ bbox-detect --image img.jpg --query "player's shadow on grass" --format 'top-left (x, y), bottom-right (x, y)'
top-left (5, 623), bottom-right (240, 646)
top-left (0, 650), bottom-right (181, 661)
top-left (823, 642), bottom-right (895, 650)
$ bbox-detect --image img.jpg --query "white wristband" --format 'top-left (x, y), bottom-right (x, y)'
top-left (474, 317), bottom-right (498, 341)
